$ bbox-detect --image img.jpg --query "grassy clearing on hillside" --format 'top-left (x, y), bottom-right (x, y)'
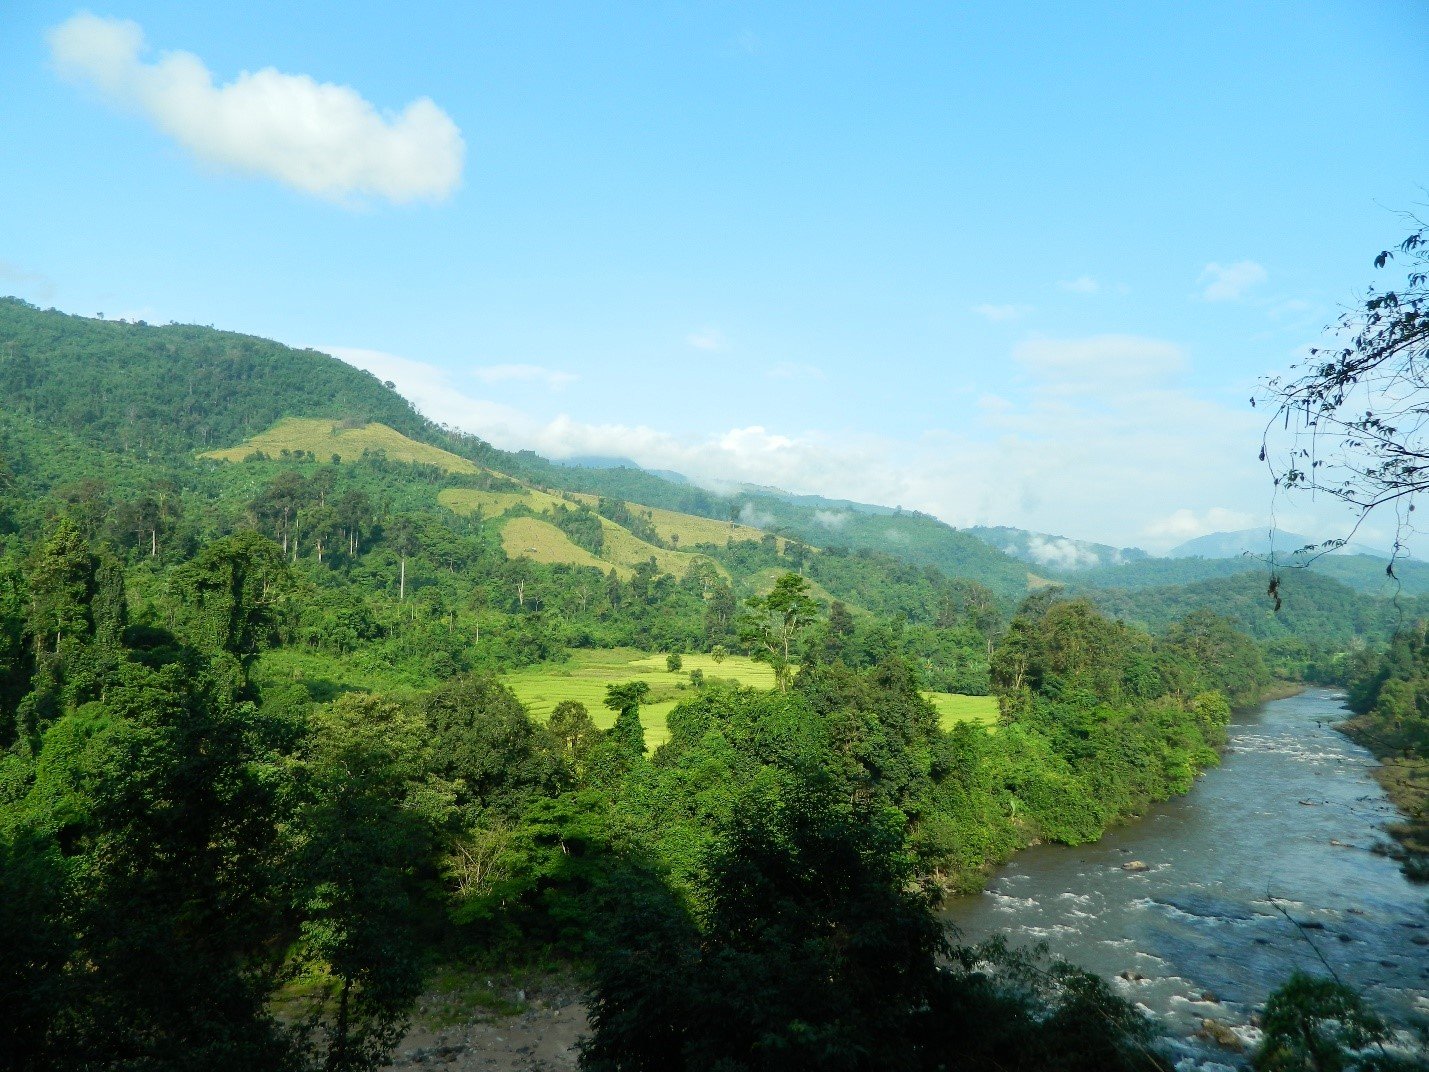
top-left (746, 566), bottom-right (842, 607)
top-left (640, 504), bottom-right (789, 551)
top-left (203, 417), bottom-right (481, 472)
top-left (500, 517), bottom-right (624, 577)
top-left (923, 691), bottom-right (1000, 729)
top-left (596, 518), bottom-right (717, 579)
top-left (253, 646), bottom-right (996, 745)
top-left (442, 486), bottom-right (722, 580)
top-left (439, 485), bottom-right (573, 518)
top-left (505, 649), bottom-right (777, 746)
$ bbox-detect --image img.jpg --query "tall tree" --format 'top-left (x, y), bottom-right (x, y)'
top-left (738, 572), bottom-right (820, 691)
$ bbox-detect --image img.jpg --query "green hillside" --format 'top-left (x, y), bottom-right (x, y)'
top-left (1086, 568), bottom-right (1426, 645)
top-left (0, 299), bottom-right (1036, 602)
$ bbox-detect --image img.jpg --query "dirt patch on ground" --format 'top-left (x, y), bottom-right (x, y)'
top-left (384, 972), bottom-right (587, 1072)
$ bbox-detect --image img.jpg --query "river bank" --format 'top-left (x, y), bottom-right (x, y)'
top-left (1255, 680), bottom-right (1306, 704)
top-left (943, 689), bottom-right (1429, 1064)
top-left (1339, 709), bottom-right (1429, 881)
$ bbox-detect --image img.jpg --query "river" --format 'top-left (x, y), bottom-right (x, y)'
top-left (942, 688), bottom-right (1428, 1061)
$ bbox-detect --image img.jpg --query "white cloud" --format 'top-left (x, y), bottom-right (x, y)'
top-left (686, 327), bottom-right (724, 351)
top-left (1013, 334), bottom-right (1185, 390)
top-left (49, 13), bottom-right (463, 204)
top-left (1025, 535), bottom-right (1100, 570)
top-left (1058, 276), bottom-right (1100, 294)
top-left (321, 341), bottom-right (1298, 553)
top-left (1144, 507), bottom-right (1256, 544)
top-left (739, 503), bottom-right (776, 529)
top-left (471, 364), bottom-right (577, 390)
top-left (766, 361), bottom-right (825, 382)
top-left (972, 303), bottom-right (1034, 322)
top-left (1199, 260), bottom-right (1267, 302)
top-left (813, 509), bottom-right (850, 530)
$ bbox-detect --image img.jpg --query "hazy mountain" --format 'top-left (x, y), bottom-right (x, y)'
top-left (1168, 528), bottom-right (1394, 561)
top-left (1167, 529), bottom-right (1312, 559)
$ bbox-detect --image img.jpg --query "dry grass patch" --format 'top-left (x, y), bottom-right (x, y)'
top-left (204, 417), bottom-right (481, 472)
top-left (500, 517), bottom-right (623, 577)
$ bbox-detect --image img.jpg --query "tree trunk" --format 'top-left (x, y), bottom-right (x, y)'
top-left (329, 977), bottom-right (351, 1071)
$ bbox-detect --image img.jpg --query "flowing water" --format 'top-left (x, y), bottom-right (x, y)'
top-left (942, 689), bottom-right (1428, 1062)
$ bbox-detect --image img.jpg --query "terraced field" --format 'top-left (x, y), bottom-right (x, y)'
top-left (204, 417), bottom-right (481, 472)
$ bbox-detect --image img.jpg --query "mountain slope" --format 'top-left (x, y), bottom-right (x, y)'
top-left (0, 298), bottom-right (1039, 601)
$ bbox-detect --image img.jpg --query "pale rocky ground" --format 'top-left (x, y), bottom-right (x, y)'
top-left (383, 973), bottom-right (587, 1072)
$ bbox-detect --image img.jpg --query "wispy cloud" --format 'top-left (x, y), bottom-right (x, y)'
top-left (686, 327), bottom-right (724, 351)
top-left (1012, 334), bottom-right (1184, 392)
top-left (471, 364), bottom-right (578, 390)
top-left (1199, 260), bottom-right (1267, 302)
top-left (1057, 275), bottom-right (1100, 294)
top-left (49, 13), bottom-right (463, 205)
top-left (972, 303), bottom-right (1034, 322)
top-left (0, 261), bottom-right (56, 302)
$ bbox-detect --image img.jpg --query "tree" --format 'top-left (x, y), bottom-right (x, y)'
top-left (415, 674), bottom-right (565, 819)
top-left (1259, 225), bottom-right (1429, 554)
top-left (547, 699), bottom-right (603, 783)
top-left (168, 532), bottom-right (291, 666)
top-left (587, 681), bottom-right (650, 784)
top-left (16, 656), bottom-right (302, 1071)
top-left (738, 572), bottom-right (819, 691)
top-left (1252, 973), bottom-right (1414, 1072)
top-left (291, 694), bottom-right (451, 1072)
top-left (387, 515), bottom-right (419, 601)
top-left (666, 652), bottom-right (683, 672)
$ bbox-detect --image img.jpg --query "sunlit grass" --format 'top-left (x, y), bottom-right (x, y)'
top-left (203, 416), bottom-right (481, 472)
top-left (923, 690), bottom-right (1000, 730)
top-left (504, 648), bottom-right (776, 746)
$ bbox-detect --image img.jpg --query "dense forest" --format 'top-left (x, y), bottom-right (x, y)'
top-left (2, 302), bottom-right (1424, 1070)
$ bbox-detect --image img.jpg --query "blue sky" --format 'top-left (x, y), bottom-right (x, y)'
top-left (2, 1), bottom-right (1427, 551)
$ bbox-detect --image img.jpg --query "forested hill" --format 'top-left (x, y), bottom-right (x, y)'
top-left (0, 298), bottom-right (1034, 600)
top-left (1083, 568), bottom-right (1427, 645)
top-left (1, 296), bottom-right (1422, 632)
top-left (0, 297), bottom-right (438, 457)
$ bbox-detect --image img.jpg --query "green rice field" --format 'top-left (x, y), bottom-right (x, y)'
top-left (253, 647), bottom-right (998, 749)
top-left (504, 648), bottom-right (998, 746)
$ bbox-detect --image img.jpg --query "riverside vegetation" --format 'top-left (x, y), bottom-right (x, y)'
top-left (1, 300), bottom-right (1424, 1070)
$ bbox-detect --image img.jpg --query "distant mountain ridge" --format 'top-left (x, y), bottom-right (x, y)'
top-left (1167, 527), bottom-right (1395, 561)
